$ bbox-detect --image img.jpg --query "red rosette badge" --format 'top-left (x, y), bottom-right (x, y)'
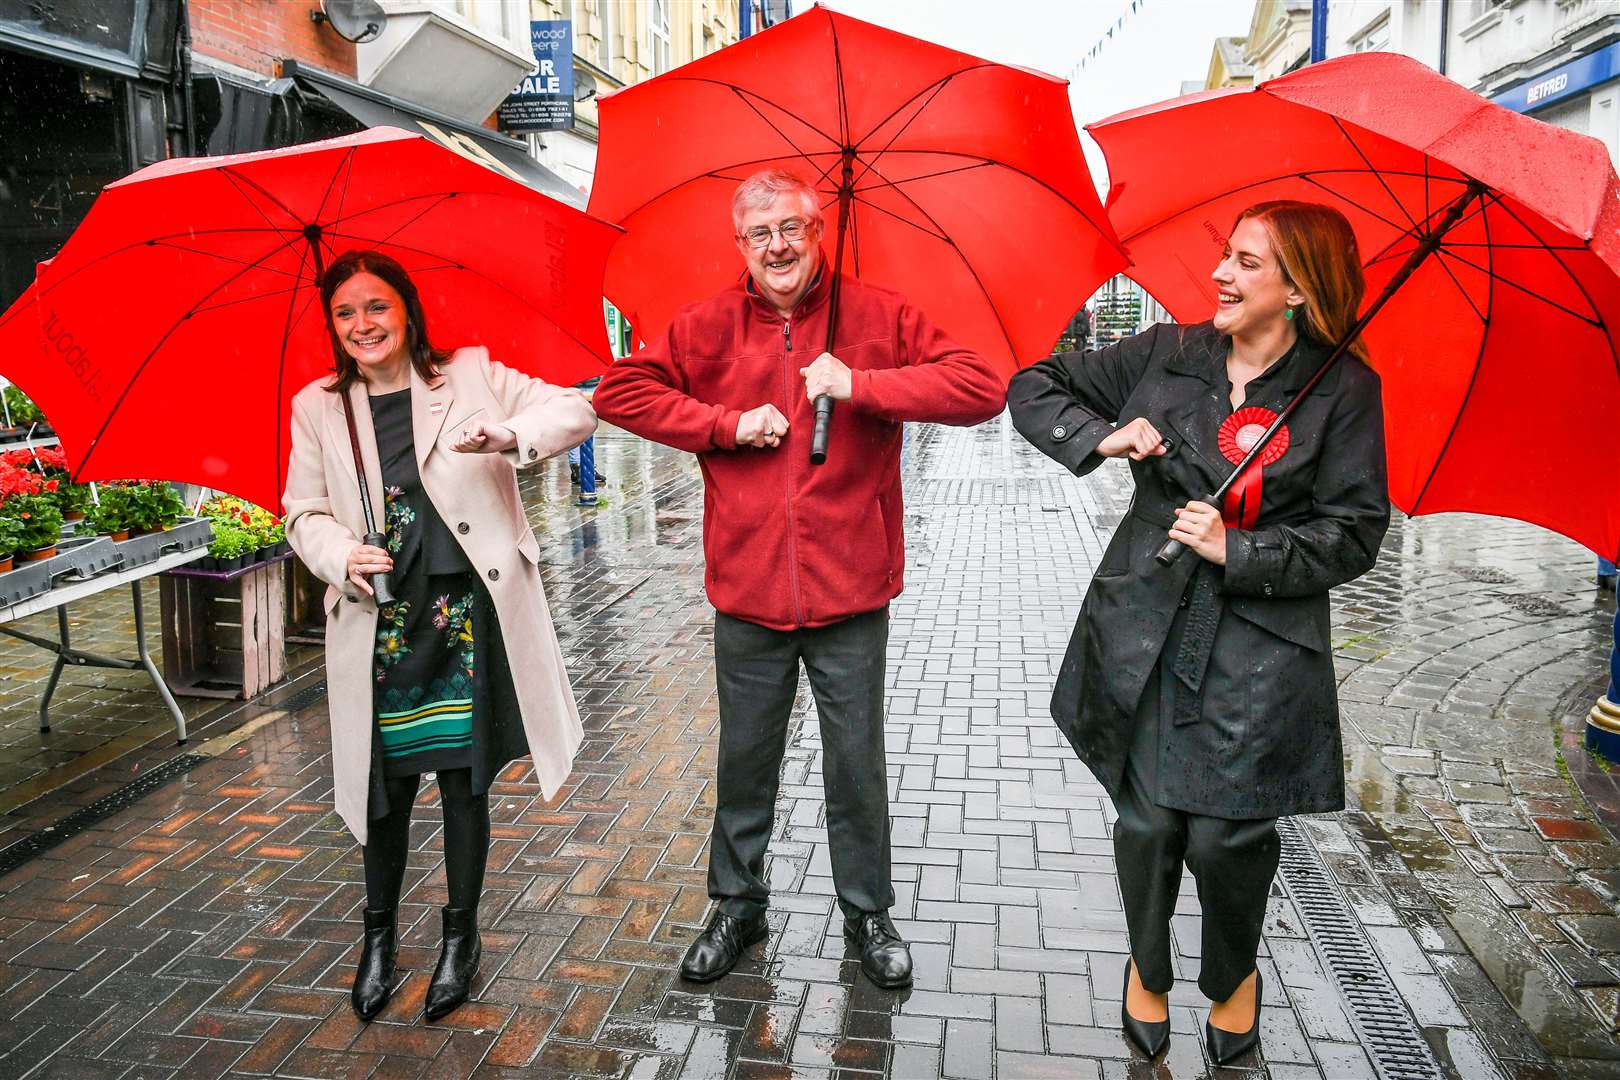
top-left (1216, 407), bottom-right (1289, 529)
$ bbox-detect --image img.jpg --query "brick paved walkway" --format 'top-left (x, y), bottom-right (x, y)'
top-left (0, 418), bottom-right (1593, 1078)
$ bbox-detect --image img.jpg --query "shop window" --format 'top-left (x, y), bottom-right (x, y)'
top-left (1350, 14), bottom-right (1390, 53)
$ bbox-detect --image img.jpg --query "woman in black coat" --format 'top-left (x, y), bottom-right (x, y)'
top-left (1008, 202), bottom-right (1389, 1065)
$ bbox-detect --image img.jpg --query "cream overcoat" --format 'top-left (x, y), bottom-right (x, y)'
top-left (282, 347), bottom-right (594, 844)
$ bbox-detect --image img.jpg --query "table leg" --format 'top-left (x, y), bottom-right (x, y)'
top-left (131, 582), bottom-right (187, 744)
top-left (38, 608), bottom-right (70, 733)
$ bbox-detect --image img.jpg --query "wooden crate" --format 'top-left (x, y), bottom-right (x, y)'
top-left (285, 556), bottom-right (327, 646)
top-left (160, 556), bottom-right (289, 699)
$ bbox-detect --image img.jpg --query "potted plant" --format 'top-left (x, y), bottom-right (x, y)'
top-left (207, 523), bottom-right (258, 572)
top-left (125, 481), bottom-right (186, 534)
top-left (7, 492), bottom-right (64, 560)
top-left (0, 515), bottom-right (21, 573)
top-left (1, 386), bottom-right (43, 434)
top-left (84, 485), bottom-right (133, 541)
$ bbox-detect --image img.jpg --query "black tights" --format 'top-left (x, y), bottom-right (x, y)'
top-left (363, 769), bottom-right (490, 912)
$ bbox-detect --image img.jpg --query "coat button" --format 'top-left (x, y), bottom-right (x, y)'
top-left (528, 447), bottom-right (538, 459)
top-left (1052, 424), bottom-right (1066, 439)
top-left (457, 521), bottom-right (470, 534)
top-left (1262, 583), bottom-right (1273, 596)
top-left (346, 595), bottom-right (358, 603)
top-left (487, 568), bottom-right (499, 582)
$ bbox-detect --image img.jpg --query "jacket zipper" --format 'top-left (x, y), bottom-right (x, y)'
top-left (780, 316), bottom-right (806, 625)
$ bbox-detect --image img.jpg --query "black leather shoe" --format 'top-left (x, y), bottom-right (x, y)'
top-left (681, 910), bottom-right (767, 982)
top-left (844, 911), bottom-right (913, 989)
top-left (1206, 971), bottom-right (1263, 1066)
top-left (1121, 958), bottom-right (1169, 1058)
top-left (425, 905), bottom-right (481, 1021)
top-left (351, 908), bottom-right (397, 1022)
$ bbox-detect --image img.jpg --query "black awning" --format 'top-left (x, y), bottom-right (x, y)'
top-left (281, 60), bottom-right (584, 209)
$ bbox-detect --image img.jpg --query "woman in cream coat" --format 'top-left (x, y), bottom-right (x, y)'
top-left (283, 250), bottom-right (594, 1023)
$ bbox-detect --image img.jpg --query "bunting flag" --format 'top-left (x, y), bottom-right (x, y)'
top-left (1070, 0), bottom-right (1146, 75)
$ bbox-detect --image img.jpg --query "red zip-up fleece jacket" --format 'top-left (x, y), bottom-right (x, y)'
top-left (593, 270), bottom-right (1007, 630)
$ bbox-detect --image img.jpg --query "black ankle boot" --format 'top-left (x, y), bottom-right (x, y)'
top-left (425, 905), bottom-right (481, 1021)
top-left (351, 908), bottom-right (397, 1021)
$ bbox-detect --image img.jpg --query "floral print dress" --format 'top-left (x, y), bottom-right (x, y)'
top-left (367, 389), bottom-right (499, 779)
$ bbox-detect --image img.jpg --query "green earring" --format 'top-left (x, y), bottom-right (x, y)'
top-left (1283, 307), bottom-right (1295, 321)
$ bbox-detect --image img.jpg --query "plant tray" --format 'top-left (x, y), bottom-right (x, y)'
top-left (113, 517), bottom-right (214, 571)
top-left (0, 559), bottom-right (53, 609)
top-left (44, 536), bottom-right (120, 582)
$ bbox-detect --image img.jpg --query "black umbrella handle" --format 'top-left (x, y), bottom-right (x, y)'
top-left (810, 395), bottom-right (834, 464)
top-left (1155, 493), bottom-right (1217, 567)
top-left (362, 531), bottom-right (397, 607)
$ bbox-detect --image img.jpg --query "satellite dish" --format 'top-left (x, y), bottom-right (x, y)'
top-left (312, 0), bottom-right (388, 44)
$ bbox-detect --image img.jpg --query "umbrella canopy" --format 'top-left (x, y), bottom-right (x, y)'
top-left (1089, 51), bottom-right (1620, 557)
top-left (587, 3), bottom-right (1126, 373)
top-left (0, 126), bottom-right (620, 510)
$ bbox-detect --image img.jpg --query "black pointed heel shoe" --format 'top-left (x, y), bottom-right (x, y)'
top-left (351, 907), bottom-right (398, 1021)
top-left (1121, 958), bottom-right (1170, 1058)
top-left (425, 905), bottom-right (481, 1021)
top-left (1206, 971), bottom-right (1263, 1066)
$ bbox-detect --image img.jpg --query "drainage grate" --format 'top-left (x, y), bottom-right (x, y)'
top-left (279, 679), bottom-right (329, 714)
top-left (1277, 819), bottom-right (1444, 1080)
top-left (0, 753), bottom-right (210, 880)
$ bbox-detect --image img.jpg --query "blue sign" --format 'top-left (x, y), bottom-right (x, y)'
top-left (499, 20), bottom-right (574, 133)
top-left (1494, 41), bottom-right (1620, 114)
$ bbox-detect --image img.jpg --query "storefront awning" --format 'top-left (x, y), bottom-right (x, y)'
top-left (281, 60), bottom-right (584, 209)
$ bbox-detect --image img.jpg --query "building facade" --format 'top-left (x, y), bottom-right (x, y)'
top-left (1243, 0), bottom-right (1312, 80)
top-left (1303, 1), bottom-right (1620, 165)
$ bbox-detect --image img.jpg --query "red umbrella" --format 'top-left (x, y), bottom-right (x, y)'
top-left (588, 3), bottom-right (1125, 384)
top-left (1089, 52), bottom-right (1620, 558)
top-left (0, 126), bottom-right (620, 511)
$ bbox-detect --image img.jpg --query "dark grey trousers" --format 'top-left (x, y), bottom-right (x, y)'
top-left (1114, 661), bottom-right (1280, 1002)
top-left (710, 608), bottom-right (893, 921)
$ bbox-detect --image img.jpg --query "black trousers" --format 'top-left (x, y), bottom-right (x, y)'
top-left (1113, 661), bottom-right (1279, 1002)
top-left (363, 769), bottom-right (490, 912)
top-left (710, 608), bottom-right (893, 921)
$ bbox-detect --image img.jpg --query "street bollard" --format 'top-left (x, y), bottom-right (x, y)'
top-left (577, 436), bottom-right (597, 507)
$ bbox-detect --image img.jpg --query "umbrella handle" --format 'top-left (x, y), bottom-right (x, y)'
top-left (362, 531), bottom-right (398, 608)
top-left (1154, 492), bottom-right (1217, 568)
top-left (810, 395), bottom-right (834, 465)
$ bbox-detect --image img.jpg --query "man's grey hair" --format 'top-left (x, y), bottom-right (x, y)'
top-left (731, 169), bottom-right (824, 231)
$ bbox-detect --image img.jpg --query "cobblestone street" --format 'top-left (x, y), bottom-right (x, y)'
top-left (0, 417), bottom-right (1613, 1078)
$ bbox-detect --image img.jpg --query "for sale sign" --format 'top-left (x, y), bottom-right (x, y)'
top-left (499, 20), bottom-right (574, 133)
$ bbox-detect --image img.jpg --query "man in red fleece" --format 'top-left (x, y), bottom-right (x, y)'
top-left (593, 169), bottom-right (1005, 988)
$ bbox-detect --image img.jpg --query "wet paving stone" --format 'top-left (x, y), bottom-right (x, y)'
top-left (0, 421), bottom-right (1595, 1077)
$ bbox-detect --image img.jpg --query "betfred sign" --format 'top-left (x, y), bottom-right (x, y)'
top-left (499, 20), bottom-right (574, 133)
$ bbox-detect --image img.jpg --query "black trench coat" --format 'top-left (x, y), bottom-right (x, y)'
top-left (1008, 322), bottom-right (1389, 819)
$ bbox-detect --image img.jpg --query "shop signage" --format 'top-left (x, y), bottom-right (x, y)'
top-left (498, 20), bottom-right (574, 133)
top-left (1494, 42), bottom-right (1620, 114)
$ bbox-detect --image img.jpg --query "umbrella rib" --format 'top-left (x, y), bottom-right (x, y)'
top-left (1329, 117), bottom-right (1419, 232)
top-left (1490, 196), bottom-right (1616, 358)
top-left (145, 238), bottom-right (306, 278)
top-left (852, 178), bottom-right (1019, 361)
top-left (218, 165), bottom-right (309, 231)
top-left (339, 193), bottom-right (459, 256)
top-left (1433, 243), bottom-right (1601, 327)
top-left (1411, 198), bottom-right (1496, 515)
top-left (1425, 246), bottom-right (1488, 323)
top-left (74, 231), bottom-right (311, 482)
top-left (849, 192), bottom-right (951, 243)
top-left (851, 63), bottom-right (998, 149)
top-left (274, 239), bottom-right (318, 505)
top-left (1116, 168), bottom-right (1473, 245)
top-left (190, 282), bottom-right (310, 317)
top-left (17, 227), bottom-right (299, 311)
top-left (658, 77), bottom-right (843, 148)
top-left (853, 160), bottom-right (995, 193)
top-left (1298, 175), bottom-right (1418, 238)
top-left (848, 77), bottom-right (956, 196)
top-left (597, 156), bottom-right (843, 232)
top-left (320, 147), bottom-right (360, 233)
top-left (725, 85), bottom-right (833, 180)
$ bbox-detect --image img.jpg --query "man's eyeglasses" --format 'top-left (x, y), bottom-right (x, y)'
top-left (738, 219), bottom-right (813, 248)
